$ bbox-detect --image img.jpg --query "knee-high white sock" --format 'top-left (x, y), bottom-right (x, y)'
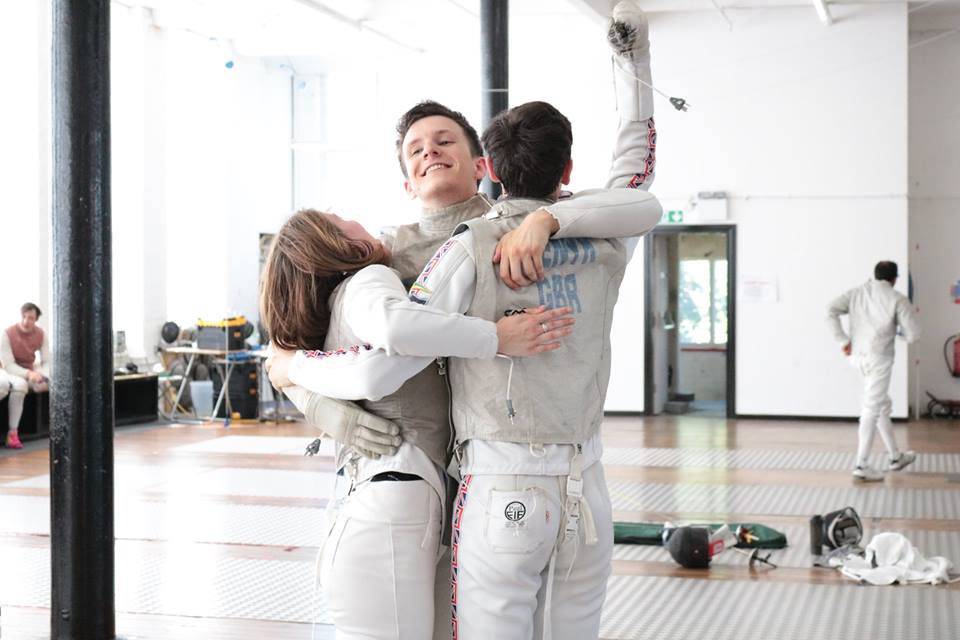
top-left (8, 391), bottom-right (25, 432)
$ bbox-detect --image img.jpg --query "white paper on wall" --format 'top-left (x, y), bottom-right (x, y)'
top-left (740, 275), bottom-right (779, 303)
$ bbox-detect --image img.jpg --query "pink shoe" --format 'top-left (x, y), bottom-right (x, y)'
top-left (5, 432), bottom-right (23, 449)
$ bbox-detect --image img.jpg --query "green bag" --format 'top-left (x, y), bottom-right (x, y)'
top-left (613, 522), bottom-right (787, 549)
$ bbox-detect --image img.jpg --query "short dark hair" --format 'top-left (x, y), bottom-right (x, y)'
top-left (874, 261), bottom-right (898, 283)
top-left (481, 101), bottom-right (572, 199)
top-left (20, 302), bottom-right (42, 318)
top-left (395, 101), bottom-right (483, 178)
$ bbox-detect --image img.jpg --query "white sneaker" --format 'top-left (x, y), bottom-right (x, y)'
top-left (852, 466), bottom-right (884, 482)
top-left (889, 451), bottom-right (916, 472)
top-left (608, 1), bottom-right (650, 56)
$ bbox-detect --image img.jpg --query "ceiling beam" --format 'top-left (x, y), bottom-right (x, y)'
top-left (812, 0), bottom-right (833, 24)
top-left (289, 0), bottom-right (424, 53)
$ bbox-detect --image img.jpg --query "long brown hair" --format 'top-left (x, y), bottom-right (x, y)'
top-left (260, 209), bottom-right (388, 351)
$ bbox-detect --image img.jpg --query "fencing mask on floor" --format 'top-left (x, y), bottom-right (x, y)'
top-left (810, 506), bottom-right (863, 555)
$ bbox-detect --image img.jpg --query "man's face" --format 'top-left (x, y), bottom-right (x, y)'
top-left (20, 310), bottom-right (37, 332)
top-left (401, 115), bottom-right (485, 209)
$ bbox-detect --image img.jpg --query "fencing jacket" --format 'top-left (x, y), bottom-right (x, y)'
top-left (447, 199), bottom-right (629, 446)
top-left (827, 279), bottom-right (920, 360)
top-left (289, 190), bottom-right (659, 467)
top-left (315, 263), bottom-right (496, 492)
top-left (363, 194), bottom-right (494, 469)
top-left (287, 190), bottom-right (660, 450)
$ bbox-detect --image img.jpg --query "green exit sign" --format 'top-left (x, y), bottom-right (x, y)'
top-left (662, 209), bottom-right (684, 223)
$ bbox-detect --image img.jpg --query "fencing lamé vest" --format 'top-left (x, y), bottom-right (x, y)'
top-left (449, 197), bottom-right (628, 446)
top-left (343, 193), bottom-right (491, 469)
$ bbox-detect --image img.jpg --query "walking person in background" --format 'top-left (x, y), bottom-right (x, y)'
top-left (827, 261), bottom-right (921, 481)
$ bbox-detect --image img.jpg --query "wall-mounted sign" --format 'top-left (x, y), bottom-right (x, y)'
top-left (740, 274), bottom-right (779, 304)
top-left (661, 209), bottom-right (684, 224)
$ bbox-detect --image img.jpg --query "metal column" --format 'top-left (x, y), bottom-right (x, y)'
top-left (50, 1), bottom-right (116, 638)
top-left (480, 0), bottom-right (508, 200)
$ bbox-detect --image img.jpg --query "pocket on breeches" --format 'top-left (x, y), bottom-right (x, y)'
top-left (484, 488), bottom-right (548, 554)
top-left (318, 513), bottom-right (350, 589)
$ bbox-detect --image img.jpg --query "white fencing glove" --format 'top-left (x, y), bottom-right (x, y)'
top-left (283, 385), bottom-right (402, 459)
top-left (609, 1), bottom-right (653, 122)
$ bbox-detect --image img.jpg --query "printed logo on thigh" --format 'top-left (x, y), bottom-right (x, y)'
top-left (504, 500), bottom-right (526, 522)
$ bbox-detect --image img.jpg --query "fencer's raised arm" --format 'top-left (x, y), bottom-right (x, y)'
top-left (826, 290), bottom-right (852, 344)
top-left (545, 188), bottom-right (660, 240)
top-left (606, 2), bottom-right (656, 191)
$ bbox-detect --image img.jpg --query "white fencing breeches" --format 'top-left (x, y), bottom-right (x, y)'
top-left (856, 355), bottom-right (900, 467)
top-left (450, 464), bottom-right (614, 640)
top-left (5, 374), bottom-right (41, 431)
top-left (319, 478), bottom-right (443, 640)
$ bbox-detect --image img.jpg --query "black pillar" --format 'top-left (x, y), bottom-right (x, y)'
top-left (480, 0), bottom-right (508, 200)
top-left (51, 1), bottom-right (116, 639)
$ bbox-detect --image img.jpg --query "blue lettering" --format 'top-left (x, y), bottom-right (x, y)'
top-left (552, 275), bottom-right (568, 308)
top-left (534, 273), bottom-right (582, 312)
top-left (541, 238), bottom-right (597, 271)
top-left (578, 239), bottom-right (597, 264)
top-left (537, 280), bottom-right (553, 308)
top-left (564, 274), bottom-right (582, 313)
top-left (542, 243), bottom-right (555, 269)
top-left (551, 240), bottom-right (571, 267)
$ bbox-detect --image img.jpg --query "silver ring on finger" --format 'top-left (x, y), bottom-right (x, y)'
top-left (540, 322), bottom-right (548, 334)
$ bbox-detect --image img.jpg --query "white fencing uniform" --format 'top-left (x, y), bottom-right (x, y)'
top-left (286, 190), bottom-right (659, 640)
top-left (827, 279), bottom-right (920, 467)
top-left (287, 11), bottom-right (661, 631)
top-left (289, 191), bottom-right (659, 640)
top-left (293, 262), bottom-right (495, 640)
top-left (289, 42), bottom-right (661, 638)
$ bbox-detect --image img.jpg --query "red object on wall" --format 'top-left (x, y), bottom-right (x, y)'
top-left (954, 338), bottom-right (960, 377)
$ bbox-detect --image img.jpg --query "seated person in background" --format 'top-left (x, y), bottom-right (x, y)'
top-left (0, 302), bottom-right (50, 449)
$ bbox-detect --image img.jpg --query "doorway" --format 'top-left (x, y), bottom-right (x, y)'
top-left (644, 226), bottom-right (736, 418)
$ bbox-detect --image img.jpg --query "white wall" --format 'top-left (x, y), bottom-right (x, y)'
top-left (604, 4), bottom-right (910, 415)
top-left (161, 31), bottom-right (291, 332)
top-left (105, 9), bottom-right (293, 355)
top-left (0, 2), bottom-right (49, 333)
top-left (908, 9), bottom-right (960, 407)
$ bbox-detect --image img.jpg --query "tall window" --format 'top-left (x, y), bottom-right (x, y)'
top-left (679, 258), bottom-right (728, 345)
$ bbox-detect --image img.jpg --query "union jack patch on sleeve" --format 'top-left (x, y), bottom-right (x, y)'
top-left (302, 343), bottom-right (373, 359)
top-left (409, 237), bottom-right (457, 304)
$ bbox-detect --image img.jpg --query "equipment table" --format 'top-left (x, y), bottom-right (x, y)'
top-left (162, 346), bottom-right (256, 423)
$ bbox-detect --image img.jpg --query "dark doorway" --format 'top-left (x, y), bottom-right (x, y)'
top-left (644, 225), bottom-right (736, 418)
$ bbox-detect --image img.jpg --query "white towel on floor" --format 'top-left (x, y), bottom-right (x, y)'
top-left (839, 532), bottom-right (955, 585)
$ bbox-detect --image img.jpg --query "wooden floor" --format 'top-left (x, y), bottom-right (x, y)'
top-left (1, 414), bottom-right (958, 639)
